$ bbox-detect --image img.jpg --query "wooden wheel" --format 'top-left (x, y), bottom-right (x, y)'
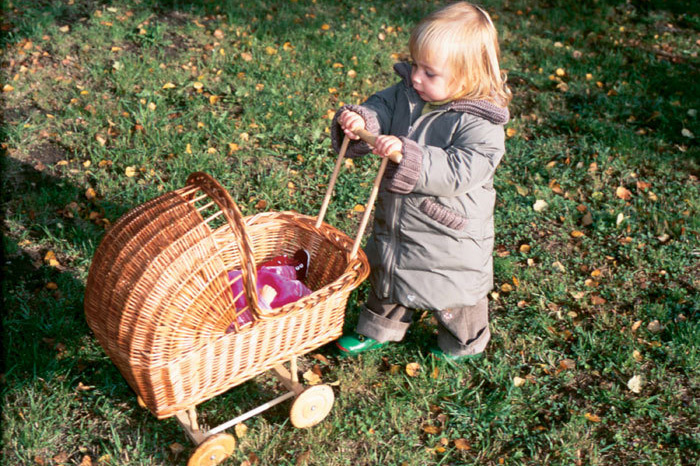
top-left (289, 385), bottom-right (335, 428)
top-left (187, 433), bottom-right (236, 466)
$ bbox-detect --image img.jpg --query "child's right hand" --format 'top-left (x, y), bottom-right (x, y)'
top-left (338, 110), bottom-right (365, 140)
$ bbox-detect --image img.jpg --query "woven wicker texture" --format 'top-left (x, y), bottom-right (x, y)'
top-left (85, 173), bottom-right (369, 419)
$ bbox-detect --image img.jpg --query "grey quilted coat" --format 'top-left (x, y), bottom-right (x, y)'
top-left (331, 63), bottom-right (509, 310)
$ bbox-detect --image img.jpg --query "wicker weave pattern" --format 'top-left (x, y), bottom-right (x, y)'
top-left (85, 173), bottom-right (369, 419)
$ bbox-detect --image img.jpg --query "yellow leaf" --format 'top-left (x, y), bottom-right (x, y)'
top-left (59, 25), bottom-right (70, 33)
top-left (283, 41), bottom-right (294, 51)
top-left (44, 251), bottom-right (60, 267)
top-left (302, 369), bottom-right (321, 385)
top-left (228, 143), bottom-right (239, 154)
top-left (162, 82), bottom-right (176, 89)
top-left (240, 52), bottom-right (253, 61)
top-left (570, 230), bottom-right (585, 238)
top-left (513, 376), bottom-right (526, 387)
top-left (255, 83), bottom-right (265, 91)
top-left (584, 412), bottom-right (601, 422)
top-left (422, 424), bottom-right (442, 435)
top-left (328, 87), bottom-right (337, 93)
top-left (321, 24), bottom-right (330, 30)
top-left (506, 127), bottom-right (517, 137)
top-left (209, 95), bottom-right (219, 104)
top-left (3, 84), bottom-right (15, 92)
top-left (193, 81), bottom-right (203, 90)
top-left (454, 438), bottom-right (471, 451)
top-left (234, 423), bottom-right (248, 438)
top-left (347, 69), bottom-right (357, 78)
top-left (519, 244), bottom-right (531, 253)
top-left (147, 102), bottom-right (156, 111)
top-left (353, 204), bottom-right (365, 212)
top-left (616, 186), bottom-right (632, 200)
top-left (590, 269), bottom-right (602, 278)
top-left (185, 144), bottom-right (192, 154)
top-left (405, 362), bottom-right (421, 377)
top-left (555, 68), bottom-right (566, 77)
top-left (45, 282), bottom-right (58, 290)
top-left (85, 188), bottom-right (97, 200)
top-left (500, 283), bottom-right (513, 292)
top-left (265, 46), bottom-right (277, 55)
top-left (125, 166), bottom-right (137, 177)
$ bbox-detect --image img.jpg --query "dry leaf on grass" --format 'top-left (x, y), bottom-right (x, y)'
top-left (405, 362), bottom-right (421, 377)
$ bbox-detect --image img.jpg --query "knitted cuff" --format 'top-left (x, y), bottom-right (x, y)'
top-left (385, 138), bottom-right (423, 194)
top-left (330, 105), bottom-right (381, 158)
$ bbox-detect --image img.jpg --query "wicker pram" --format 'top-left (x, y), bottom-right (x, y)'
top-left (84, 134), bottom-right (394, 465)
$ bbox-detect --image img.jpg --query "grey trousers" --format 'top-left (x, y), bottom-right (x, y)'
top-left (356, 290), bottom-right (491, 356)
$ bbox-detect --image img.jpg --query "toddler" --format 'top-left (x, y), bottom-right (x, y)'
top-left (332, 2), bottom-right (511, 361)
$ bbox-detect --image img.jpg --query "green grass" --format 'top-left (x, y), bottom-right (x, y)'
top-left (2, 0), bottom-right (698, 464)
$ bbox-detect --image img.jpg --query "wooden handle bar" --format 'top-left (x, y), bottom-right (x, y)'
top-left (353, 128), bottom-right (403, 164)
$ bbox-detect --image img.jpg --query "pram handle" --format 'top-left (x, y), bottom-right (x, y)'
top-left (315, 130), bottom-right (401, 259)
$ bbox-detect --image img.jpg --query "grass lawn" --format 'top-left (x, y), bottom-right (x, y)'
top-left (2, 0), bottom-right (698, 464)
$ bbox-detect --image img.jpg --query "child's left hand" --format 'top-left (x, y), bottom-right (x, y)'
top-left (372, 135), bottom-right (403, 159)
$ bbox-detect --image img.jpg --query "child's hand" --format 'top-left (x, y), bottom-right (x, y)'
top-left (338, 110), bottom-right (365, 140)
top-left (372, 135), bottom-right (403, 159)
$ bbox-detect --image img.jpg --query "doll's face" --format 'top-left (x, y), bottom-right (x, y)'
top-left (410, 51), bottom-right (457, 103)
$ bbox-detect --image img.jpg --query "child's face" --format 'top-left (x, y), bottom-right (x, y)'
top-left (411, 51), bottom-right (456, 103)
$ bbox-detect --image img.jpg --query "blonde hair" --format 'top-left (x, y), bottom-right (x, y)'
top-left (409, 2), bottom-right (511, 106)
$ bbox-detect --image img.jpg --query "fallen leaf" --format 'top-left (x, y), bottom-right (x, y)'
top-left (321, 24), bottom-right (330, 31)
top-left (3, 84), bottom-right (14, 92)
top-left (454, 438), bottom-right (471, 451)
top-left (506, 127), bottom-right (517, 138)
top-left (590, 295), bottom-right (606, 305)
top-left (627, 374), bottom-right (644, 393)
top-left (85, 188), bottom-right (97, 200)
top-left (616, 186), bottom-right (632, 200)
top-left (254, 199), bottom-right (267, 210)
top-left (302, 369), bottom-right (321, 385)
top-left (125, 166), bottom-right (136, 177)
top-left (647, 320), bottom-right (663, 333)
top-left (533, 199), bottom-right (548, 212)
top-left (353, 204), bottom-right (365, 212)
top-left (519, 244), bottom-right (531, 253)
top-left (44, 251), bottom-right (60, 267)
top-left (632, 350), bottom-right (643, 362)
top-left (559, 359), bottom-right (576, 370)
top-left (513, 376), bottom-right (526, 387)
top-left (79, 456), bottom-right (92, 466)
top-left (584, 413), bottom-right (601, 423)
top-left (235, 423), bottom-right (248, 438)
top-left (312, 353), bottom-right (330, 364)
top-left (500, 283), bottom-right (513, 292)
top-left (240, 52), bottom-right (253, 61)
top-left (405, 362), bottom-right (421, 377)
top-left (169, 442), bottom-right (185, 455)
top-left (422, 424), bottom-right (442, 435)
top-left (570, 230), bottom-right (585, 238)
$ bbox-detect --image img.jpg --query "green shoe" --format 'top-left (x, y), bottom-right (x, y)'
top-left (429, 347), bottom-right (483, 363)
top-left (336, 333), bottom-right (388, 357)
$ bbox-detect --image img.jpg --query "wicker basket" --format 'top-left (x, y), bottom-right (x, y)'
top-left (84, 172), bottom-right (370, 419)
